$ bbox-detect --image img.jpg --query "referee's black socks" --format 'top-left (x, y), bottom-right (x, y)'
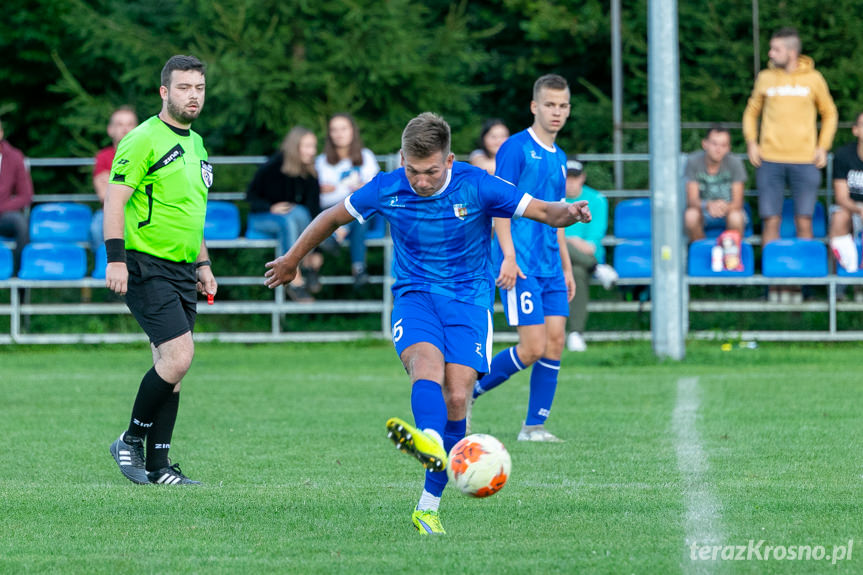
top-left (146, 391), bottom-right (180, 471)
top-left (125, 367), bottom-right (175, 442)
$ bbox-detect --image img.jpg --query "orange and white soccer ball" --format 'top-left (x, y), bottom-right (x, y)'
top-left (446, 433), bottom-right (511, 497)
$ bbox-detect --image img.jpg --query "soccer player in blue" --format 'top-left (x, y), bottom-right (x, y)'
top-left (469, 74), bottom-right (575, 443)
top-left (264, 112), bottom-right (590, 535)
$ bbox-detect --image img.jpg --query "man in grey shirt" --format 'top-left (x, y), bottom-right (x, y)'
top-left (684, 125), bottom-right (748, 241)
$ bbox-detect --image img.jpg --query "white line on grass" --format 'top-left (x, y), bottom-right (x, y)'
top-left (673, 377), bottom-right (723, 573)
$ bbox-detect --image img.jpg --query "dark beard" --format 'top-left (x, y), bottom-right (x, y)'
top-left (166, 98), bottom-right (200, 124)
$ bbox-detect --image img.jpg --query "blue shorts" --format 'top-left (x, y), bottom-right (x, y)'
top-left (499, 274), bottom-right (569, 326)
top-left (391, 291), bottom-right (493, 374)
top-left (756, 161), bottom-right (821, 218)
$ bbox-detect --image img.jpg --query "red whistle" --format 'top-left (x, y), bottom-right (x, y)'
top-left (207, 293), bottom-right (214, 305)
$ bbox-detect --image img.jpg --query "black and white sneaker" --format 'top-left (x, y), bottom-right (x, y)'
top-left (109, 433), bottom-right (149, 485)
top-left (147, 463), bottom-right (202, 485)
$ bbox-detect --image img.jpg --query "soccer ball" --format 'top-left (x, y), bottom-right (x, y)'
top-left (446, 433), bottom-right (511, 497)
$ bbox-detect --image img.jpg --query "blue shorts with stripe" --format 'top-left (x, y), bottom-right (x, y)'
top-left (391, 291), bottom-right (493, 374)
top-left (499, 274), bottom-right (569, 326)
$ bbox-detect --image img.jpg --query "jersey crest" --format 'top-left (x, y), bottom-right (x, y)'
top-left (201, 161), bottom-right (213, 188)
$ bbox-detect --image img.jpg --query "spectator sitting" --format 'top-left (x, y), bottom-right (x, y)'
top-left (469, 118), bottom-right (509, 175)
top-left (683, 125), bottom-right (748, 241)
top-left (564, 159), bottom-right (617, 352)
top-left (0, 117), bottom-right (34, 272)
top-left (828, 112), bottom-right (863, 298)
top-left (315, 113), bottom-right (380, 289)
top-left (246, 126), bottom-right (323, 301)
top-left (91, 106), bottom-right (138, 250)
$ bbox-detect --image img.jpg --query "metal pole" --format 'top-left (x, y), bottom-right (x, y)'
top-left (648, 0), bottom-right (685, 360)
top-left (752, 0), bottom-right (760, 78)
top-left (611, 0), bottom-right (624, 190)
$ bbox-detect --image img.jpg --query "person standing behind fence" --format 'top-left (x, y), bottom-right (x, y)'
top-left (0, 117), bottom-right (33, 272)
top-left (105, 54), bottom-right (216, 486)
top-left (247, 127), bottom-right (323, 302)
top-left (90, 107), bottom-right (138, 250)
top-left (315, 113), bottom-right (380, 289)
top-left (469, 118), bottom-right (509, 175)
top-left (684, 126), bottom-right (748, 242)
top-left (563, 160), bottom-right (617, 353)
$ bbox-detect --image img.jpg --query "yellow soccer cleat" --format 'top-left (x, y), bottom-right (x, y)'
top-left (411, 509), bottom-right (446, 535)
top-left (385, 417), bottom-right (447, 472)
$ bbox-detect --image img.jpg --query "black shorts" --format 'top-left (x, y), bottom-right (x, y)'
top-left (125, 250), bottom-right (197, 346)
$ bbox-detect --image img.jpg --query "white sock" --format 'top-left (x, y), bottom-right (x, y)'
top-left (423, 428), bottom-right (443, 447)
top-left (417, 490), bottom-right (441, 512)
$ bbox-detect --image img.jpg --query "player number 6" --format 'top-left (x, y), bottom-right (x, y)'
top-left (393, 318), bottom-right (404, 342)
top-left (520, 291), bottom-right (534, 315)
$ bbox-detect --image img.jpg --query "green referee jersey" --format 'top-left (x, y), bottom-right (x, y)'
top-left (110, 115), bottom-right (213, 263)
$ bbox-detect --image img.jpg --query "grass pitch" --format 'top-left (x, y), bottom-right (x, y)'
top-left (0, 341), bottom-right (860, 574)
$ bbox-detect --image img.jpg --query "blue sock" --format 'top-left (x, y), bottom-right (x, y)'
top-left (525, 358), bottom-right (561, 425)
top-left (410, 379), bottom-right (447, 440)
top-left (474, 346), bottom-right (525, 398)
top-left (423, 418), bottom-right (466, 497)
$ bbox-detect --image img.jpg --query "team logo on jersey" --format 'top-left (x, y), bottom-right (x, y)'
top-left (201, 160), bottom-right (213, 188)
top-left (530, 150), bottom-right (542, 160)
top-left (389, 195), bottom-right (406, 208)
top-left (453, 204), bottom-right (468, 220)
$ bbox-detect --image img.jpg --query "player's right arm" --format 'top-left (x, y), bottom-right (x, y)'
top-left (265, 202), bottom-right (355, 288)
top-left (492, 217), bottom-right (524, 290)
top-left (103, 183), bottom-right (134, 295)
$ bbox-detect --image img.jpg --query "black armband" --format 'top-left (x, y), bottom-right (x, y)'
top-left (195, 259), bottom-right (212, 269)
top-left (105, 238), bottom-right (126, 263)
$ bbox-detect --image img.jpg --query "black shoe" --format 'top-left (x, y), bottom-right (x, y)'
top-left (109, 433), bottom-right (149, 485)
top-left (286, 284), bottom-right (314, 302)
top-left (147, 462), bottom-right (201, 485)
top-left (352, 267), bottom-right (369, 290)
top-left (302, 267), bottom-right (322, 294)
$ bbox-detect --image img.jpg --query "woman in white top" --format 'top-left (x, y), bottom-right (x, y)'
top-left (315, 113), bottom-right (380, 287)
top-left (469, 118), bottom-right (509, 175)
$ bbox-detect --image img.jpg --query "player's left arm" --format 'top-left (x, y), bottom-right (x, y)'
top-left (558, 227), bottom-right (575, 302)
top-left (523, 198), bottom-right (591, 228)
top-left (195, 240), bottom-right (217, 297)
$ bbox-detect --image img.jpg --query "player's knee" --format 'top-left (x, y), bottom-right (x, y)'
top-left (517, 343), bottom-right (543, 366)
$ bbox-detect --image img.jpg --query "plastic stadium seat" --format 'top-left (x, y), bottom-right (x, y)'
top-left (762, 239), bottom-right (827, 277)
top-left (0, 244), bottom-right (12, 280)
top-left (204, 201), bottom-right (241, 240)
top-left (613, 199), bottom-right (651, 240)
top-left (92, 243), bottom-right (107, 279)
top-left (613, 241), bottom-right (651, 278)
top-left (18, 243), bottom-right (88, 280)
top-left (779, 198), bottom-right (826, 239)
top-left (687, 239), bottom-right (754, 277)
top-left (704, 204), bottom-right (754, 239)
top-left (29, 203), bottom-right (92, 243)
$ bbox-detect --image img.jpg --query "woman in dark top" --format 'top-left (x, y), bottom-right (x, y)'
top-left (246, 126), bottom-right (323, 300)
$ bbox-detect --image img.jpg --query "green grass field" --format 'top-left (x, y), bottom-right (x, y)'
top-left (1, 341), bottom-right (861, 574)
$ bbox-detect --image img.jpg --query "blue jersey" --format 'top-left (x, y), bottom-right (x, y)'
top-left (346, 161), bottom-right (531, 309)
top-left (493, 128), bottom-right (568, 277)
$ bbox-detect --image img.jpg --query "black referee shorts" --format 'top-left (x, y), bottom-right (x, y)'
top-left (125, 250), bottom-right (197, 346)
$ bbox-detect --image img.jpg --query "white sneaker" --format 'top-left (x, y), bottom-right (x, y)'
top-left (593, 264), bottom-right (619, 289)
top-left (517, 424), bottom-right (564, 442)
top-left (566, 331), bottom-right (587, 352)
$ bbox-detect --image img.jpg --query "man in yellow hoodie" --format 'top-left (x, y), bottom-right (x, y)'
top-left (743, 27), bottom-right (837, 251)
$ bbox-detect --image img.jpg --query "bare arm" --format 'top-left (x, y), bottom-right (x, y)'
top-left (103, 183), bottom-right (134, 295)
top-left (493, 217), bottom-right (524, 290)
top-left (833, 179), bottom-right (860, 214)
top-left (195, 239), bottom-right (217, 297)
top-left (730, 181), bottom-right (744, 211)
top-left (686, 181), bottom-right (702, 210)
top-left (522, 198), bottom-right (591, 228)
top-left (558, 227), bottom-right (575, 302)
top-left (93, 172), bottom-right (109, 204)
top-left (265, 202), bottom-right (355, 288)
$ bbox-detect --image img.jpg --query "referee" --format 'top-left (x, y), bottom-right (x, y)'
top-left (106, 55), bottom-right (216, 485)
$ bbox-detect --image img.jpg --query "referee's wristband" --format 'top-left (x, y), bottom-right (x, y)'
top-left (195, 259), bottom-right (211, 269)
top-left (105, 238), bottom-right (126, 263)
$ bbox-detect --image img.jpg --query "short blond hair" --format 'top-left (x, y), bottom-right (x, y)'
top-left (401, 112), bottom-right (450, 159)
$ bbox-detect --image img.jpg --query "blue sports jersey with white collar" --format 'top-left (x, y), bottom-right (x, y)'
top-left (492, 127), bottom-right (568, 277)
top-left (346, 161), bottom-right (532, 309)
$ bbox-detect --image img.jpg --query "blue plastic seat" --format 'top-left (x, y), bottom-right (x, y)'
top-left (687, 239), bottom-right (754, 277)
top-left (613, 199), bottom-right (651, 240)
top-left (613, 241), bottom-right (651, 278)
top-left (29, 203), bottom-right (92, 243)
top-left (92, 243), bottom-right (107, 279)
top-left (704, 204), bottom-right (754, 239)
top-left (779, 198), bottom-right (826, 239)
top-left (0, 244), bottom-right (12, 280)
top-left (762, 239), bottom-right (827, 277)
top-left (18, 243), bottom-right (88, 280)
top-left (204, 201), bottom-right (241, 240)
